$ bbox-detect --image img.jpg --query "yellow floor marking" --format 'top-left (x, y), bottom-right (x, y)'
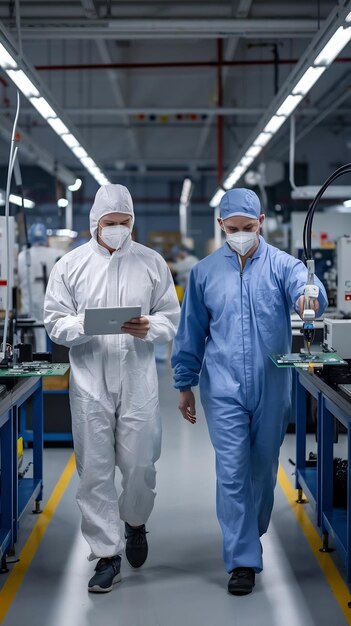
top-left (0, 452), bottom-right (76, 624)
top-left (278, 464), bottom-right (351, 625)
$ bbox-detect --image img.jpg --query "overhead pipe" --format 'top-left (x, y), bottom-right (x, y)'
top-left (34, 57), bottom-right (351, 71)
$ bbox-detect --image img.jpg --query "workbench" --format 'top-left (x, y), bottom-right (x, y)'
top-left (0, 364), bottom-right (70, 570)
top-left (295, 369), bottom-right (351, 582)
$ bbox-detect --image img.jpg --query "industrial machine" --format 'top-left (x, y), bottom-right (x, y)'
top-left (323, 318), bottom-right (351, 359)
top-left (0, 215), bottom-right (15, 311)
top-left (336, 235), bottom-right (351, 316)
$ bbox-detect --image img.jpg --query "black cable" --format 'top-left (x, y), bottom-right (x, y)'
top-left (303, 163), bottom-right (351, 260)
top-left (306, 165), bottom-right (351, 256)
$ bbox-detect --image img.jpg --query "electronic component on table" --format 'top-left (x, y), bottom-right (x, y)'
top-left (302, 260), bottom-right (319, 354)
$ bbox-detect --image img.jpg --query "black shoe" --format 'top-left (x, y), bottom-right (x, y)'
top-left (88, 556), bottom-right (122, 593)
top-left (228, 567), bottom-right (255, 596)
top-left (125, 522), bottom-right (148, 568)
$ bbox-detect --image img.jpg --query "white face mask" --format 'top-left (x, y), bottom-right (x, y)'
top-left (225, 229), bottom-right (259, 256)
top-left (100, 224), bottom-right (131, 250)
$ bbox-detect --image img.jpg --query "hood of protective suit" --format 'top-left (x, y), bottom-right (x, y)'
top-left (90, 184), bottom-right (134, 240)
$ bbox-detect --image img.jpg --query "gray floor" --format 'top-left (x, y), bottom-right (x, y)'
top-left (0, 362), bottom-right (349, 626)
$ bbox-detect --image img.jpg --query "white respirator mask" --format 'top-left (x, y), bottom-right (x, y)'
top-left (225, 229), bottom-right (259, 256)
top-left (99, 224), bottom-right (131, 250)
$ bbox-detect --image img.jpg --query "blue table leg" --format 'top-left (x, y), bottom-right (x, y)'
top-left (347, 426), bottom-right (351, 582)
top-left (32, 380), bottom-right (43, 512)
top-left (12, 406), bottom-right (19, 545)
top-left (316, 391), bottom-right (322, 527)
top-left (1, 409), bottom-right (13, 570)
top-left (295, 373), bottom-right (308, 502)
top-left (320, 396), bottom-right (335, 553)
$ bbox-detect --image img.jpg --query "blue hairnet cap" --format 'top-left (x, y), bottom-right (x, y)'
top-left (28, 223), bottom-right (48, 245)
top-left (219, 188), bottom-right (261, 220)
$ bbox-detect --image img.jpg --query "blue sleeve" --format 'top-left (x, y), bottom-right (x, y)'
top-left (171, 267), bottom-right (210, 389)
top-left (282, 256), bottom-right (328, 317)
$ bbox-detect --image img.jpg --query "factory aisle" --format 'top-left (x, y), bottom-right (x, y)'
top-left (0, 363), bottom-right (349, 626)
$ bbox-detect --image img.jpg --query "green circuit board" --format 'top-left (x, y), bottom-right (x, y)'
top-left (0, 363), bottom-right (70, 377)
top-left (269, 353), bottom-right (347, 369)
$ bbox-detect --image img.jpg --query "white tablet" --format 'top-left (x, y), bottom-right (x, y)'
top-left (84, 306), bottom-right (142, 335)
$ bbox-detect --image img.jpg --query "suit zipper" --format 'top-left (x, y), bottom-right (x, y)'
top-left (240, 265), bottom-right (248, 404)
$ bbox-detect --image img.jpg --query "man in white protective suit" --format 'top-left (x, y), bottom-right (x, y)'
top-left (44, 184), bottom-right (180, 593)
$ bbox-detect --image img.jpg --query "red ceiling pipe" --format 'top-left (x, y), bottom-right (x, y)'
top-left (217, 39), bottom-right (224, 185)
top-left (34, 57), bottom-right (351, 71)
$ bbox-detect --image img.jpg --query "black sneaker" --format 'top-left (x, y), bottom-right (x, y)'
top-left (125, 522), bottom-right (148, 568)
top-left (88, 556), bottom-right (122, 593)
top-left (228, 567), bottom-right (255, 596)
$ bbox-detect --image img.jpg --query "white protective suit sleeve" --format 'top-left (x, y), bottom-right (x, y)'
top-left (143, 261), bottom-right (180, 345)
top-left (44, 265), bottom-right (92, 347)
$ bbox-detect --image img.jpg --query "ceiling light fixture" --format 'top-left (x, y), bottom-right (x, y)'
top-left (9, 193), bottom-right (35, 208)
top-left (0, 27), bottom-right (110, 187)
top-left (209, 4), bottom-right (351, 207)
top-left (47, 117), bottom-right (69, 136)
top-left (68, 178), bottom-right (82, 192)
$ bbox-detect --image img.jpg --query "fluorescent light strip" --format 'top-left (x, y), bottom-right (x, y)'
top-left (209, 188), bottom-right (226, 208)
top-left (1, 55), bottom-right (110, 186)
top-left (344, 199), bottom-right (351, 208)
top-left (61, 133), bottom-right (79, 149)
top-left (276, 94), bottom-right (303, 117)
top-left (245, 145), bottom-right (262, 159)
top-left (81, 156), bottom-right (96, 169)
top-left (210, 10), bottom-right (351, 207)
top-left (239, 155), bottom-right (255, 169)
top-left (72, 146), bottom-right (88, 159)
top-left (0, 43), bottom-right (17, 69)
top-left (47, 117), bottom-right (69, 136)
top-left (263, 115), bottom-right (286, 134)
top-left (292, 66), bottom-right (326, 95)
top-left (6, 69), bottom-right (39, 98)
top-left (314, 26), bottom-right (351, 66)
top-left (29, 96), bottom-right (57, 119)
top-left (224, 166), bottom-right (246, 190)
top-left (9, 194), bottom-right (35, 209)
top-left (253, 132), bottom-right (272, 148)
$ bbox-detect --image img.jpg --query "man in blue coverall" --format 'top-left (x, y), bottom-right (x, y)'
top-left (171, 188), bottom-right (328, 596)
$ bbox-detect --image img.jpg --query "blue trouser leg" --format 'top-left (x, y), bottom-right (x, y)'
top-left (250, 388), bottom-right (290, 537)
top-left (203, 397), bottom-right (263, 573)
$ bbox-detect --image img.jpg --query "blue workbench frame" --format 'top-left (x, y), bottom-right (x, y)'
top-left (0, 377), bottom-right (43, 569)
top-left (295, 369), bottom-right (351, 583)
top-left (0, 401), bottom-right (13, 567)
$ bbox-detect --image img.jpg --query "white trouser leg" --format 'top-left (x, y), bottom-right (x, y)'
top-left (70, 394), bottom-right (125, 560)
top-left (116, 396), bottom-right (162, 526)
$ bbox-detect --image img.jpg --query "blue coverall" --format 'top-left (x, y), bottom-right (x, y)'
top-left (172, 237), bottom-right (328, 573)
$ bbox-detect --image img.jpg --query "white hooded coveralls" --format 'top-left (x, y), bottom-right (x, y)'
top-left (44, 185), bottom-right (180, 560)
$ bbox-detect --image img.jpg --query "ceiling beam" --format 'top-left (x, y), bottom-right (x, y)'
top-left (6, 19), bottom-right (317, 40)
top-left (11, 106), bottom-right (344, 117)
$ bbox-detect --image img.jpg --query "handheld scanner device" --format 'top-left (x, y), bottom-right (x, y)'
top-left (303, 260), bottom-right (319, 353)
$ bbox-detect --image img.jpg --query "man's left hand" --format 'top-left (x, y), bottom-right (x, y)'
top-left (122, 316), bottom-right (150, 339)
top-left (297, 296), bottom-right (320, 320)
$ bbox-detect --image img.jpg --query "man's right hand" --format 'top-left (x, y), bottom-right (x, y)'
top-left (178, 390), bottom-right (196, 425)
